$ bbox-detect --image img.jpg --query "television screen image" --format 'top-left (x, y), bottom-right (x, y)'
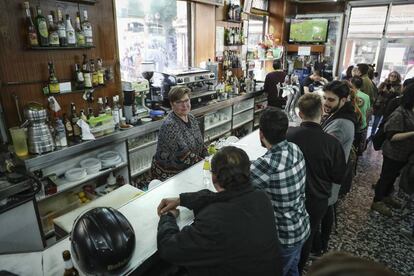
top-left (289, 19), bottom-right (329, 43)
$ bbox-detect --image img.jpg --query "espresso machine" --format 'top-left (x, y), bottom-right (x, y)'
top-left (150, 67), bottom-right (217, 108)
top-left (122, 81), bottom-right (151, 124)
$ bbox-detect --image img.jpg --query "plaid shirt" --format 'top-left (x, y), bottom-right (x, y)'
top-left (251, 140), bottom-right (310, 248)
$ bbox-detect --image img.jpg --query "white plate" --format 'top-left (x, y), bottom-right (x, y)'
top-left (98, 151), bottom-right (120, 161)
top-left (80, 158), bottom-right (101, 168)
top-left (65, 168), bottom-right (87, 182)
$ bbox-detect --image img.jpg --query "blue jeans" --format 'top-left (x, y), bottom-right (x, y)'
top-left (279, 242), bottom-right (304, 276)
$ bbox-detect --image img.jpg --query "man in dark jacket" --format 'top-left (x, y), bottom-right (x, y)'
top-left (157, 146), bottom-right (282, 276)
top-left (287, 93), bottom-right (347, 274)
top-left (264, 59), bottom-right (287, 108)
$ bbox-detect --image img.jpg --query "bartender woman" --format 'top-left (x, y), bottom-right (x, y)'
top-left (151, 86), bottom-right (207, 181)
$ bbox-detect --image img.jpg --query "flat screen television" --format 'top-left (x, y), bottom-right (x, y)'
top-left (289, 19), bottom-right (329, 43)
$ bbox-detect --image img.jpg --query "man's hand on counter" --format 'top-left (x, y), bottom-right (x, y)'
top-left (157, 197), bottom-right (180, 216)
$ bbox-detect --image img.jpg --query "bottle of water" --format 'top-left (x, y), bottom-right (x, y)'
top-left (203, 157), bottom-right (211, 189)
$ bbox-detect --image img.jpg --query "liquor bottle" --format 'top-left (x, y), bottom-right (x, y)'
top-left (87, 107), bottom-right (94, 120)
top-left (57, 9), bottom-right (67, 46)
top-left (47, 13), bottom-right (59, 47)
top-left (112, 96), bottom-right (120, 128)
top-left (79, 109), bottom-right (87, 121)
top-left (104, 97), bottom-right (112, 115)
top-left (48, 61), bottom-right (60, 94)
top-left (62, 250), bottom-right (79, 276)
top-left (23, 2), bottom-right (38, 47)
top-left (97, 97), bottom-right (105, 115)
top-left (75, 12), bottom-right (85, 46)
top-left (35, 6), bottom-right (49, 46)
top-left (74, 64), bottom-right (84, 90)
top-left (70, 103), bottom-right (81, 140)
top-left (63, 114), bottom-right (73, 140)
top-left (82, 10), bottom-right (93, 46)
top-left (54, 118), bottom-right (67, 147)
top-left (82, 54), bottom-right (92, 88)
top-left (65, 14), bottom-right (76, 46)
top-left (227, 1), bottom-right (233, 20)
top-left (97, 58), bottom-right (105, 85)
top-left (90, 59), bottom-right (99, 87)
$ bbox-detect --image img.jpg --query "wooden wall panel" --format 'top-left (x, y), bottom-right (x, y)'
top-left (0, 0), bottom-right (121, 129)
top-left (194, 3), bottom-right (215, 67)
top-left (268, 0), bottom-right (286, 44)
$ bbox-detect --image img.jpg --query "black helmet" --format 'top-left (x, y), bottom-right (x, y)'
top-left (70, 207), bottom-right (135, 275)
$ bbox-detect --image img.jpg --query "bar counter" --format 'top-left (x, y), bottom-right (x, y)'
top-left (0, 130), bottom-right (267, 275)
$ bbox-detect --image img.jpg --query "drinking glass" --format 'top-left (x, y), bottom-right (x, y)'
top-left (9, 127), bottom-right (28, 157)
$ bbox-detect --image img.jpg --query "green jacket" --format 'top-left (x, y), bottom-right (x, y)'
top-left (361, 75), bottom-right (376, 105)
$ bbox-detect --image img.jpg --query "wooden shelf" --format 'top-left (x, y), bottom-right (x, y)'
top-left (45, 83), bottom-right (108, 96)
top-left (28, 45), bottom-right (95, 51)
top-left (286, 44), bottom-right (325, 53)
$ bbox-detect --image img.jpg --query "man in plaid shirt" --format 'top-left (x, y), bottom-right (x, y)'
top-left (251, 107), bottom-right (310, 276)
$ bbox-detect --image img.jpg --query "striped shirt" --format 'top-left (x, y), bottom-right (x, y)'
top-left (250, 140), bottom-right (310, 248)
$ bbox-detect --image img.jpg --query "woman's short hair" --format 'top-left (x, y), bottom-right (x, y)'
top-left (211, 146), bottom-right (251, 191)
top-left (168, 86), bottom-right (191, 103)
top-left (401, 83), bottom-right (414, 110)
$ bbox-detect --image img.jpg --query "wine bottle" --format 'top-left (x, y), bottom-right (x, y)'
top-left (35, 6), bottom-right (49, 46)
top-left (74, 64), bottom-right (84, 90)
top-left (57, 9), bottom-right (67, 46)
top-left (62, 250), bottom-right (79, 276)
top-left (75, 12), bottom-right (85, 46)
top-left (90, 59), bottom-right (99, 87)
top-left (82, 10), bottom-right (93, 46)
top-left (65, 14), bottom-right (76, 46)
top-left (97, 58), bottom-right (104, 85)
top-left (23, 2), bottom-right (38, 47)
top-left (82, 54), bottom-right (92, 88)
top-left (47, 13), bottom-right (59, 47)
top-left (70, 103), bottom-right (81, 140)
top-left (63, 114), bottom-right (73, 140)
top-left (48, 61), bottom-right (60, 94)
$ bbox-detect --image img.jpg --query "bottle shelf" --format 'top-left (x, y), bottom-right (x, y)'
top-left (28, 45), bottom-right (95, 50)
top-left (247, 58), bottom-right (278, 62)
top-left (45, 83), bottom-right (109, 96)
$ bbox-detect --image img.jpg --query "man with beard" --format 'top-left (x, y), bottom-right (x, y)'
top-left (314, 80), bottom-right (357, 255)
top-left (251, 107), bottom-right (310, 276)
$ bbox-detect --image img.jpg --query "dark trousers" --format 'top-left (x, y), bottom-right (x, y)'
top-left (312, 204), bottom-right (335, 254)
top-left (374, 155), bottom-right (406, 202)
top-left (298, 197), bottom-right (328, 274)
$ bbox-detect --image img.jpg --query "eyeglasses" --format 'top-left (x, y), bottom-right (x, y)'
top-left (174, 99), bottom-right (190, 106)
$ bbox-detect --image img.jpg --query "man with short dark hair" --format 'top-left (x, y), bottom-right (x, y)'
top-left (264, 60), bottom-right (287, 108)
top-left (302, 70), bottom-right (328, 94)
top-left (357, 63), bottom-right (376, 104)
top-left (251, 107), bottom-right (310, 276)
top-left (287, 94), bottom-right (347, 273)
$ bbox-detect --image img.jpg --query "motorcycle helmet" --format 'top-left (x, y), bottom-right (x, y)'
top-left (71, 207), bottom-right (135, 275)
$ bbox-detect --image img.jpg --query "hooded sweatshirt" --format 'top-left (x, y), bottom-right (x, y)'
top-left (321, 101), bottom-right (357, 161)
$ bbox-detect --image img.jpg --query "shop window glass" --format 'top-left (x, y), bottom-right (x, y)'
top-left (386, 4), bottom-right (414, 37)
top-left (347, 6), bottom-right (387, 39)
top-left (251, 0), bottom-right (268, 11)
top-left (247, 15), bottom-right (267, 51)
top-left (342, 39), bottom-right (380, 73)
top-left (115, 0), bottom-right (189, 81)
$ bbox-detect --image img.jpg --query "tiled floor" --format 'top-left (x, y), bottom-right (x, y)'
top-left (321, 144), bottom-right (414, 276)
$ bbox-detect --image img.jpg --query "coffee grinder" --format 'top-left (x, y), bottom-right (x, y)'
top-left (132, 79), bottom-right (150, 119)
top-left (141, 62), bottom-right (163, 109)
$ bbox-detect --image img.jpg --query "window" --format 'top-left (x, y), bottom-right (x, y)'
top-left (247, 15), bottom-right (267, 51)
top-left (347, 6), bottom-right (388, 39)
top-left (251, 0), bottom-right (268, 11)
top-left (115, 0), bottom-right (189, 81)
top-left (386, 4), bottom-right (414, 37)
